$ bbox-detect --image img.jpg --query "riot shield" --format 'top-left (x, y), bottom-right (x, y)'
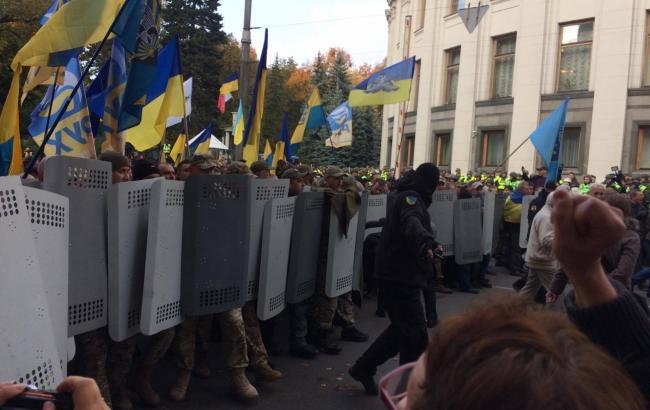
top-left (325, 208), bottom-right (359, 298)
top-left (482, 192), bottom-right (496, 255)
top-left (43, 157), bottom-right (110, 336)
top-left (429, 190), bottom-right (456, 256)
top-left (141, 180), bottom-right (185, 335)
top-left (454, 198), bottom-right (483, 264)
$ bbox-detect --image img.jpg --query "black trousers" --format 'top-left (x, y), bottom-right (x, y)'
top-left (355, 282), bottom-right (428, 374)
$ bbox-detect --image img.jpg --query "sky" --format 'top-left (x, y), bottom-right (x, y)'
top-left (218, 0), bottom-right (389, 68)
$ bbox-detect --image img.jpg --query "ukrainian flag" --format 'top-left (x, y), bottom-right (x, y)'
top-left (123, 38), bottom-right (185, 151)
top-left (348, 57), bottom-right (415, 107)
top-left (169, 133), bottom-right (186, 166)
top-left (233, 101), bottom-right (245, 145)
top-left (189, 124), bottom-right (213, 155)
top-left (263, 139), bottom-right (273, 166)
top-left (217, 72), bottom-right (238, 113)
top-left (0, 73), bottom-right (24, 176)
top-left (243, 29), bottom-right (268, 164)
top-left (290, 88), bottom-right (326, 145)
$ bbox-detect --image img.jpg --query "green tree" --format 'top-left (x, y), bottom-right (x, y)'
top-left (161, 0), bottom-right (227, 141)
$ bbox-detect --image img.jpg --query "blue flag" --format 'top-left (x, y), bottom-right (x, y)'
top-left (529, 98), bottom-right (569, 184)
top-left (325, 101), bottom-right (353, 148)
top-left (278, 112), bottom-right (293, 161)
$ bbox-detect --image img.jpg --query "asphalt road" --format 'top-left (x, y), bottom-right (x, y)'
top-left (135, 269), bottom-right (516, 409)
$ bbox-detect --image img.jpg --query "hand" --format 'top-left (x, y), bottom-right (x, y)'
top-left (0, 382), bottom-right (26, 406)
top-left (425, 249), bottom-right (434, 261)
top-left (46, 376), bottom-right (109, 410)
top-left (546, 292), bottom-right (557, 304)
top-left (551, 190), bottom-right (621, 307)
top-left (436, 244), bottom-right (443, 252)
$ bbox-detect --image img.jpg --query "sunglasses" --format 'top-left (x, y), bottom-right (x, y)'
top-left (379, 361), bottom-right (416, 410)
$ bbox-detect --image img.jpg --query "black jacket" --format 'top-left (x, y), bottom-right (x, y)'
top-left (375, 172), bottom-right (436, 288)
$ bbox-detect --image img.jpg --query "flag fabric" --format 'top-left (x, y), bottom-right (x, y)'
top-left (278, 112), bottom-right (292, 161)
top-left (118, 0), bottom-right (162, 132)
top-left (263, 139), bottom-right (273, 166)
top-left (189, 124), bottom-right (213, 155)
top-left (348, 57), bottom-right (415, 107)
top-left (217, 72), bottom-right (238, 114)
top-left (11, 0), bottom-right (123, 71)
top-left (290, 88), bottom-right (326, 145)
top-left (28, 57), bottom-right (96, 158)
top-left (325, 101), bottom-right (353, 148)
top-left (0, 73), bottom-right (24, 176)
top-left (169, 133), bottom-right (186, 166)
top-left (529, 97), bottom-right (569, 184)
top-left (122, 38), bottom-right (185, 151)
top-left (21, 65), bottom-right (65, 105)
top-left (233, 100), bottom-right (245, 145)
top-left (271, 141), bottom-right (285, 170)
top-left (100, 38), bottom-right (127, 153)
top-left (243, 29), bottom-right (269, 164)
top-left (39, 0), bottom-right (69, 25)
top-left (166, 77), bottom-right (193, 127)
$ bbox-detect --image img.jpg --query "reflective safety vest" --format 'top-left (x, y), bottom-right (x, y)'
top-left (579, 183), bottom-right (590, 195)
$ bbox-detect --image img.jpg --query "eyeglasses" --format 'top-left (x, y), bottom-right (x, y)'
top-left (379, 362), bottom-right (416, 410)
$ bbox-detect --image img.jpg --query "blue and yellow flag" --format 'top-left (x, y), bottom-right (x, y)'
top-left (243, 29), bottom-right (268, 164)
top-left (122, 38), bottom-right (185, 151)
top-left (169, 133), bottom-right (187, 166)
top-left (86, 38), bottom-right (127, 152)
top-left (217, 72), bottom-right (238, 113)
top-left (290, 88), bottom-right (326, 145)
top-left (0, 73), bottom-right (24, 176)
top-left (11, 0), bottom-right (123, 70)
top-left (28, 57), bottom-right (96, 158)
top-left (189, 123), bottom-right (213, 155)
top-left (325, 101), bottom-right (353, 148)
top-left (233, 100), bottom-right (245, 145)
top-left (348, 57), bottom-right (415, 107)
top-left (263, 139), bottom-right (273, 166)
top-left (118, 0), bottom-right (162, 132)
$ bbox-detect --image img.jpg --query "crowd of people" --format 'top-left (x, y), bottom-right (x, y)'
top-left (6, 152), bottom-right (650, 409)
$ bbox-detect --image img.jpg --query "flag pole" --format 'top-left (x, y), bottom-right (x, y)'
top-left (393, 15), bottom-right (413, 179)
top-left (23, 0), bottom-right (132, 178)
top-left (492, 134), bottom-right (533, 175)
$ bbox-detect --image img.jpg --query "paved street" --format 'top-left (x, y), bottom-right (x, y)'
top-left (135, 269), bottom-right (516, 410)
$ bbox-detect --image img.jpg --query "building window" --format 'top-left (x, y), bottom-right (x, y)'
top-left (557, 20), bottom-right (593, 92)
top-left (417, 0), bottom-right (426, 29)
top-left (445, 47), bottom-right (461, 104)
top-left (402, 135), bottom-right (415, 168)
top-left (387, 137), bottom-right (393, 168)
top-left (560, 127), bottom-right (581, 169)
top-left (636, 126), bottom-right (650, 169)
top-left (643, 11), bottom-right (650, 87)
top-left (480, 130), bottom-right (506, 167)
top-left (434, 133), bottom-right (452, 167)
top-left (492, 34), bottom-right (516, 98)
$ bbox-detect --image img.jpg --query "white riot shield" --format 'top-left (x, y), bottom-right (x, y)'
top-left (481, 192), bottom-right (495, 256)
top-left (23, 187), bottom-right (69, 372)
top-left (257, 197), bottom-right (295, 320)
top-left (43, 157), bottom-right (110, 336)
top-left (352, 192), bottom-right (368, 292)
top-left (182, 175), bottom-right (250, 315)
top-left (245, 179), bottom-right (289, 302)
top-left (519, 195), bottom-right (536, 248)
top-left (286, 192), bottom-right (324, 304)
top-left (141, 180), bottom-right (185, 335)
top-left (429, 190), bottom-right (456, 256)
top-left (454, 198), bottom-right (483, 265)
top-left (107, 179), bottom-right (157, 341)
top-left (0, 177), bottom-right (63, 388)
top-left (325, 208), bottom-right (359, 298)
top-left (365, 194), bottom-right (386, 237)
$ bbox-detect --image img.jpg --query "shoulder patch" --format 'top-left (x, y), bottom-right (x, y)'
top-left (405, 195), bottom-right (417, 205)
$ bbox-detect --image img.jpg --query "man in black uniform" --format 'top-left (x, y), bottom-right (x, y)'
top-left (349, 163), bottom-right (440, 394)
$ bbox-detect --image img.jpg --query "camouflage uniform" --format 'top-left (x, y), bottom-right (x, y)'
top-left (172, 315), bottom-right (212, 370)
top-left (107, 337), bottom-right (137, 396)
top-left (241, 302), bottom-right (269, 368)
top-left (140, 328), bottom-right (175, 367)
top-left (75, 327), bottom-right (111, 407)
top-left (336, 292), bottom-right (356, 326)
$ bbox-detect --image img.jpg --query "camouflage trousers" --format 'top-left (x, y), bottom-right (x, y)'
top-left (312, 266), bottom-right (338, 329)
top-left (336, 292), bottom-right (355, 326)
top-left (75, 327), bottom-right (111, 407)
top-left (172, 307), bottom-right (268, 370)
top-left (140, 327), bottom-right (175, 367)
top-left (172, 315), bottom-right (213, 370)
top-left (107, 336), bottom-right (137, 393)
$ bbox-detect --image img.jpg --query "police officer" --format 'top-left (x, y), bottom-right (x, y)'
top-left (349, 163), bottom-right (440, 394)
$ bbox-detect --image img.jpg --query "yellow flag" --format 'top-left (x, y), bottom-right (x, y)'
top-left (271, 141), bottom-right (285, 170)
top-left (0, 72), bottom-right (25, 175)
top-left (233, 101), bottom-right (244, 145)
top-left (169, 133), bottom-right (186, 166)
top-left (263, 139), bottom-right (272, 161)
top-left (11, 0), bottom-right (123, 70)
top-left (242, 29), bottom-right (268, 164)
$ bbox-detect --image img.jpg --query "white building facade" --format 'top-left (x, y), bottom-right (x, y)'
top-left (382, 0), bottom-right (650, 179)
